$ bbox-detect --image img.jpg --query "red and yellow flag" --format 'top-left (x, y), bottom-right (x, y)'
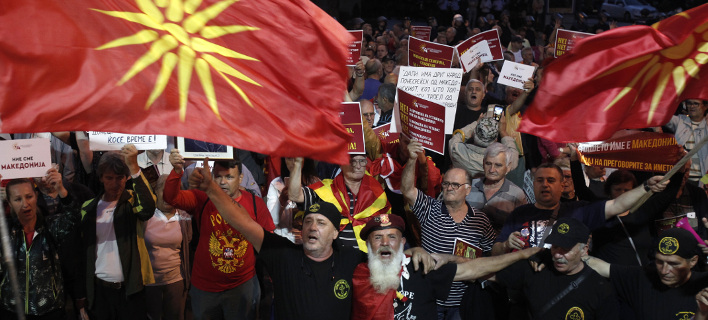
top-left (0, 0), bottom-right (353, 163)
top-left (519, 4), bottom-right (708, 143)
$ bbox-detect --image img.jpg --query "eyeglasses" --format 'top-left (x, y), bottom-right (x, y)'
top-left (362, 112), bottom-right (375, 118)
top-left (442, 182), bottom-right (469, 190)
top-left (350, 159), bottom-right (367, 167)
top-left (686, 101), bottom-right (702, 107)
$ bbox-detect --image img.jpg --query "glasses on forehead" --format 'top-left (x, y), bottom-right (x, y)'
top-left (441, 182), bottom-right (468, 190)
top-left (350, 158), bottom-right (367, 167)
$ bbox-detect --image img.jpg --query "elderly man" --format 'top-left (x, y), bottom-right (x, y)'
top-left (495, 217), bottom-right (619, 319)
top-left (492, 163), bottom-right (668, 256)
top-left (402, 138), bottom-right (496, 318)
top-left (464, 142), bottom-right (528, 234)
top-left (453, 79), bottom-right (487, 131)
top-left (585, 227), bottom-right (708, 319)
top-left (665, 99), bottom-right (708, 185)
top-left (351, 214), bottom-right (541, 320)
top-left (290, 155), bottom-right (391, 250)
top-left (360, 99), bottom-right (377, 129)
top-left (375, 83), bottom-right (396, 126)
top-left (450, 116), bottom-right (516, 178)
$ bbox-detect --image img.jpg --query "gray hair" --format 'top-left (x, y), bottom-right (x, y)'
top-left (484, 142), bottom-right (518, 171)
top-left (378, 83), bottom-right (396, 103)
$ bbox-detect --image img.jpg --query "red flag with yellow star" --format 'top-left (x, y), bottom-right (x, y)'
top-left (0, 0), bottom-right (353, 163)
top-left (518, 4), bottom-right (708, 143)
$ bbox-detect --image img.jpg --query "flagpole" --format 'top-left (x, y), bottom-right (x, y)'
top-left (629, 133), bottom-right (708, 213)
top-left (0, 203), bottom-right (25, 319)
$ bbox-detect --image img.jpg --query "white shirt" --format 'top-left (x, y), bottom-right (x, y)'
top-left (95, 199), bottom-right (124, 282)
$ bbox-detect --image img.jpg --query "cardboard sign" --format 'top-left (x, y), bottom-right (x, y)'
top-left (396, 66), bottom-right (463, 134)
top-left (0, 138), bottom-right (52, 179)
top-left (453, 238), bottom-right (482, 258)
top-left (89, 132), bottom-right (167, 151)
top-left (497, 61), bottom-right (536, 90)
top-left (410, 26), bottom-right (432, 41)
top-left (554, 29), bottom-right (594, 57)
top-left (455, 29), bottom-right (504, 62)
top-left (458, 40), bottom-right (493, 73)
top-left (398, 89), bottom-right (446, 155)
top-left (346, 30), bottom-right (364, 66)
top-left (408, 37), bottom-right (455, 68)
top-left (578, 130), bottom-right (682, 173)
top-left (373, 123), bottom-right (398, 145)
top-left (176, 137), bottom-right (234, 159)
top-left (340, 102), bottom-right (365, 154)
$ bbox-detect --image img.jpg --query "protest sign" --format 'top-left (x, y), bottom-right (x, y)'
top-left (176, 137), bottom-right (233, 159)
top-left (89, 132), bottom-right (167, 151)
top-left (0, 138), bottom-right (51, 179)
top-left (373, 123), bottom-right (398, 145)
top-left (346, 30), bottom-right (364, 66)
top-left (410, 26), bottom-right (432, 41)
top-left (340, 102), bottom-right (365, 154)
top-left (398, 89), bottom-right (446, 155)
top-left (577, 130), bottom-right (682, 173)
top-left (497, 61), bottom-right (536, 90)
top-left (458, 40), bottom-right (493, 73)
top-left (554, 29), bottom-right (594, 57)
top-left (408, 37), bottom-right (454, 68)
top-left (396, 66), bottom-right (463, 134)
top-left (455, 29), bottom-right (504, 62)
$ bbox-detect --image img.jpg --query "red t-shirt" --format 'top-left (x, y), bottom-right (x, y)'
top-left (164, 171), bottom-right (275, 292)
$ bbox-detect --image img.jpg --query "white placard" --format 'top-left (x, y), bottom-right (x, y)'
top-left (89, 132), bottom-right (167, 151)
top-left (0, 138), bottom-right (52, 179)
top-left (396, 66), bottom-right (463, 134)
top-left (176, 137), bottom-right (234, 159)
top-left (459, 40), bottom-right (493, 72)
top-left (497, 61), bottom-right (536, 90)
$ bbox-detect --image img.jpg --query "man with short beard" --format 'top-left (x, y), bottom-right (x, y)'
top-left (351, 214), bottom-right (541, 320)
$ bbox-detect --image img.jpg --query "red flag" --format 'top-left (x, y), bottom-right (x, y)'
top-left (0, 0), bottom-right (353, 163)
top-left (518, 4), bottom-right (708, 143)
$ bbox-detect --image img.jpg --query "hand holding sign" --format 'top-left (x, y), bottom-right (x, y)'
top-left (121, 144), bottom-right (140, 175)
top-left (43, 165), bottom-right (68, 198)
top-left (170, 149), bottom-right (185, 174)
top-left (407, 138), bottom-right (425, 164)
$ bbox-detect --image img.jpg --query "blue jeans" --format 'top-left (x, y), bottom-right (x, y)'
top-left (190, 276), bottom-right (260, 320)
top-left (437, 305), bottom-right (461, 320)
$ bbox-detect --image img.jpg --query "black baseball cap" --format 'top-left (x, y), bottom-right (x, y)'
top-left (545, 217), bottom-right (590, 248)
top-left (303, 201), bottom-right (342, 230)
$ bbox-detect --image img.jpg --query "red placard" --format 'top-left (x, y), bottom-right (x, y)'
top-left (577, 130), bottom-right (682, 173)
top-left (346, 30), bottom-right (364, 66)
top-left (455, 29), bottom-right (504, 61)
top-left (408, 37), bottom-right (454, 68)
top-left (373, 123), bottom-right (398, 145)
top-left (340, 102), bottom-right (365, 154)
top-left (410, 26), bottom-right (432, 41)
top-left (397, 89), bottom-right (446, 155)
top-left (554, 29), bottom-right (594, 57)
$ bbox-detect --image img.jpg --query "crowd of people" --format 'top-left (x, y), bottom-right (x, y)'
top-left (2, 1), bottom-right (708, 320)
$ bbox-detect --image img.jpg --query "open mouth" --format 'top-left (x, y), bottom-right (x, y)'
top-left (307, 233), bottom-right (319, 243)
top-left (378, 248), bottom-right (392, 258)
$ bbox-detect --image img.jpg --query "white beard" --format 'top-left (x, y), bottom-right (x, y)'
top-left (367, 243), bottom-right (405, 294)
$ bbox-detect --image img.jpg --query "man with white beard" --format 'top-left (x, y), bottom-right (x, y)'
top-left (351, 214), bottom-right (541, 320)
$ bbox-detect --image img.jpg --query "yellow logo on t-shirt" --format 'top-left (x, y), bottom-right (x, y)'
top-left (209, 229), bottom-right (248, 273)
top-left (565, 307), bottom-right (584, 320)
top-left (676, 311), bottom-right (695, 319)
top-left (334, 279), bottom-right (350, 299)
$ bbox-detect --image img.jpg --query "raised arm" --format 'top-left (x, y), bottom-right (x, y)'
top-left (435, 247), bottom-right (542, 281)
top-left (505, 78), bottom-right (534, 116)
top-left (401, 138), bottom-right (423, 207)
top-left (288, 157), bottom-right (305, 203)
top-left (582, 255), bottom-right (610, 278)
top-left (349, 59), bottom-right (365, 101)
top-left (604, 175), bottom-right (667, 219)
top-left (192, 158), bottom-right (266, 251)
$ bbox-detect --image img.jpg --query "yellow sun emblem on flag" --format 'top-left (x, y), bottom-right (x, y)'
top-left (596, 12), bottom-right (708, 124)
top-left (93, 0), bottom-right (261, 121)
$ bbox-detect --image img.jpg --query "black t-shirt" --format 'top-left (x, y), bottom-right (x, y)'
top-left (394, 262), bottom-right (457, 319)
top-left (610, 264), bottom-right (708, 320)
top-left (259, 231), bottom-right (366, 320)
top-left (497, 261), bottom-right (619, 319)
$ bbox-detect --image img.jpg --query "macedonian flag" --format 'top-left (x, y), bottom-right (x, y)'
top-left (0, 0), bottom-right (353, 163)
top-left (518, 4), bottom-right (708, 143)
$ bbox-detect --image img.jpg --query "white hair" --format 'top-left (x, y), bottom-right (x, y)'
top-left (367, 243), bottom-right (405, 294)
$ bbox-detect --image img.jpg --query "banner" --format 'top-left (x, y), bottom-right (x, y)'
top-left (455, 29), bottom-right (504, 62)
top-left (398, 89), bottom-right (446, 155)
top-left (408, 37), bottom-right (454, 68)
top-left (410, 26), bottom-right (432, 41)
top-left (497, 61), bottom-right (536, 90)
top-left (0, 138), bottom-right (51, 179)
top-left (554, 29), bottom-right (594, 57)
top-left (577, 130), bottom-right (683, 173)
top-left (89, 132), bottom-right (167, 151)
top-left (346, 30), bottom-right (364, 66)
top-left (458, 40), bottom-right (493, 73)
top-left (341, 102), bottom-right (365, 154)
top-left (373, 123), bottom-right (398, 145)
top-left (397, 66), bottom-right (463, 134)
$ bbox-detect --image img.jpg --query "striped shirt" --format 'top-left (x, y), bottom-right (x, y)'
top-left (412, 191), bottom-right (496, 307)
top-left (302, 186), bottom-right (359, 249)
top-left (466, 178), bottom-right (529, 235)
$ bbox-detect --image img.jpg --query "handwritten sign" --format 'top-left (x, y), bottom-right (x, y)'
top-left (89, 132), bottom-right (167, 151)
top-left (373, 123), bottom-right (398, 145)
top-left (398, 89), bottom-right (446, 155)
top-left (346, 30), bottom-right (364, 66)
top-left (396, 66), bottom-right (462, 134)
top-left (410, 26), bottom-right (432, 41)
top-left (459, 40), bottom-right (493, 73)
top-left (0, 138), bottom-right (51, 179)
top-left (408, 37), bottom-right (454, 68)
top-left (554, 29), bottom-right (594, 57)
top-left (578, 130), bottom-right (682, 173)
top-left (455, 29), bottom-right (504, 62)
top-left (497, 61), bottom-right (536, 90)
top-left (341, 102), bottom-right (365, 154)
